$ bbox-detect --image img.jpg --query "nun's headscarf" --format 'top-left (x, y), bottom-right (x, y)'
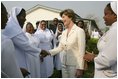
top-left (55, 23), bottom-right (65, 37)
top-left (3, 7), bottom-right (24, 38)
top-left (110, 1), bottom-right (117, 15)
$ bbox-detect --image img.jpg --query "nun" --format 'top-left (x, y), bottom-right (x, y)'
top-left (3, 7), bottom-right (45, 77)
top-left (84, 2), bottom-right (117, 78)
top-left (35, 20), bottom-right (55, 78)
top-left (1, 3), bottom-right (23, 78)
top-left (54, 23), bottom-right (65, 71)
top-left (25, 22), bottom-right (41, 78)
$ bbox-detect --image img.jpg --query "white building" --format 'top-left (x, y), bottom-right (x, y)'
top-left (25, 4), bottom-right (62, 29)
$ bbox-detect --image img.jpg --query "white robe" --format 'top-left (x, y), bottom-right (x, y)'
top-left (3, 7), bottom-right (41, 77)
top-left (1, 33), bottom-right (23, 78)
top-left (94, 22), bottom-right (117, 78)
top-left (91, 31), bottom-right (101, 39)
top-left (35, 28), bottom-right (54, 77)
top-left (25, 32), bottom-right (41, 78)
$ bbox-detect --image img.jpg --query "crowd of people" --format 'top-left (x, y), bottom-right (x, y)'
top-left (1, 1), bottom-right (117, 78)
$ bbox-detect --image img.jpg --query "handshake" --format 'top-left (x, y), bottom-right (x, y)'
top-left (40, 50), bottom-right (50, 58)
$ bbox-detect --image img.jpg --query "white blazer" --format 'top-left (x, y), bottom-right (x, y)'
top-left (94, 22), bottom-right (117, 78)
top-left (49, 24), bottom-right (85, 69)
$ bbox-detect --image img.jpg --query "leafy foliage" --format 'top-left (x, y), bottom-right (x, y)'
top-left (83, 38), bottom-right (99, 78)
top-left (86, 38), bottom-right (99, 54)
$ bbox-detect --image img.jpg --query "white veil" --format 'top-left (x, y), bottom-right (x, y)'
top-left (55, 23), bottom-right (65, 37)
top-left (110, 1), bottom-right (117, 15)
top-left (3, 7), bottom-right (23, 38)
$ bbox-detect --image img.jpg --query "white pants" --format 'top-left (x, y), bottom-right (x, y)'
top-left (62, 64), bottom-right (76, 78)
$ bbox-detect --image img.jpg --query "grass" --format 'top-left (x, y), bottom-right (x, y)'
top-left (50, 69), bottom-right (62, 78)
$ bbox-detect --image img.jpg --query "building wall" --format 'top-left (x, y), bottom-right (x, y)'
top-left (25, 8), bottom-right (62, 29)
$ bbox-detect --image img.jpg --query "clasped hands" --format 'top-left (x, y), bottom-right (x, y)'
top-left (40, 50), bottom-right (50, 62)
top-left (40, 50), bottom-right (50, 57)
top-left (83, 51), bottom-right (96, 62)
top-left (40, 50), bottom-right (50, 58)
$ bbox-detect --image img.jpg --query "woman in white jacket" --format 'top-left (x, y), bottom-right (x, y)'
top-left (48, 9), bottom-right (86, 78)
top-left (84, 2), bottom-right (117, 78)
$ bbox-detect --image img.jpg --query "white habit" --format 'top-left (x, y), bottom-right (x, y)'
top-left (25, 32), bottom-right (41, 78)
top-left (1, 33), bottom-right (23, 78)
top-left (3, 7), bottom-right (41, 77)
top-left (35, 28), bottom-right (54, 77)
top-left (94, 22), bottom-right (117, 78)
